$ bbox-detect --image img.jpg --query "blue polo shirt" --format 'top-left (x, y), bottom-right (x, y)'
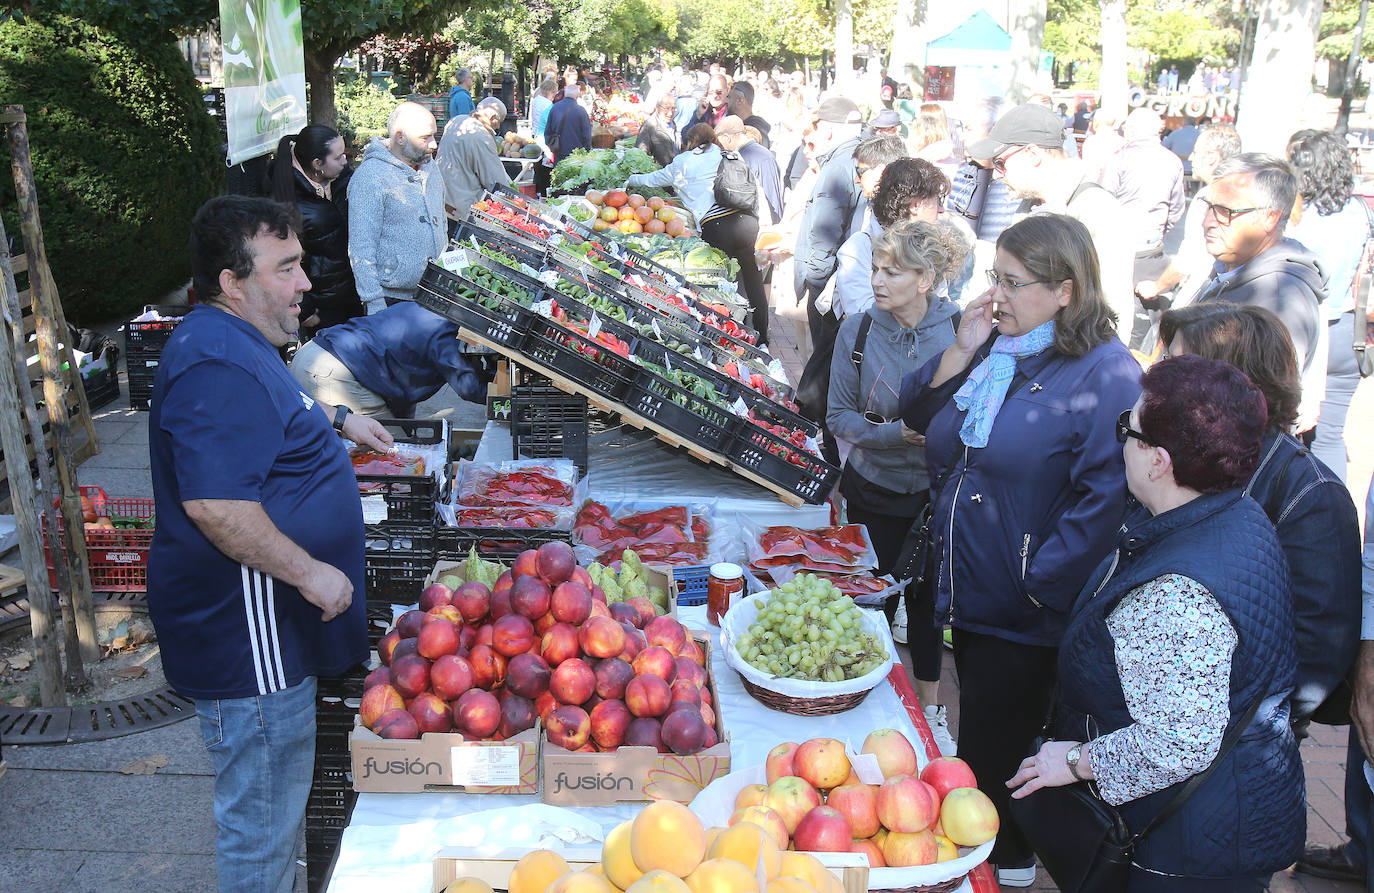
top-left (147, 305), bottom-right (367, 699)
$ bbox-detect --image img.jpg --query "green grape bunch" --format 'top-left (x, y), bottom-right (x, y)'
top-left (734, 573), bottom-right (889, 683)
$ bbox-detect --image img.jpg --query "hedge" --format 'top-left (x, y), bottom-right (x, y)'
top-left (0, 15), bottom-right (223, 322)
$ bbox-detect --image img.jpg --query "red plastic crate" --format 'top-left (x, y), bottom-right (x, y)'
top-left (43, 485), bottom-right (155, 592)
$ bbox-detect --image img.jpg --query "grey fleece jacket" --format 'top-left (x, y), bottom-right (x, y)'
top-left (827, 301), bottom-right (959, 494)
top-left (347, 139), bottom-right (448, 314)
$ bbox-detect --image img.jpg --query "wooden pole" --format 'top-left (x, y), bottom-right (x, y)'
top-left (5, 106), bottom-right (98, 671)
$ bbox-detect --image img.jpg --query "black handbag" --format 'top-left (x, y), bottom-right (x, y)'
top-left (1010, 692), bottom-right (1265, 892)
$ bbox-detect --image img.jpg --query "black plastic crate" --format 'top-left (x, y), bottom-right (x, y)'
top-left (511, 388), bottom-right (589, 472)
top-left (726, 416), bottom-right (841, 506)
top-left (353, 417), bottom-right (447, 525)
top-left (416, 265), bottom-right (535, 350)
top-left (466, 204), bottom-right (556, 253)
top-left (520, 316), bottom-right (635, 401)
top-left (81, 363), bottom-right (119, 411)
top-left (436, 524), bottom-right (572, 563)
top-left (124, 304), bottom-right (191, 353)
top-left (307, 826), bottom-right (344, 893)
top-left (363, 523), bottom-right (436, 605)
top-left (625, 365), bottom-right (735, 453)
top-left (454, 219), bottom-right (547, 271)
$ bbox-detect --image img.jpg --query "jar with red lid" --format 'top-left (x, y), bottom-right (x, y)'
top-left (707, 562), bottom-right (744, 626)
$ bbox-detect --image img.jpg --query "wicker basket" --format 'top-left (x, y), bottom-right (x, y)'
top-left (736, 675), bottom-right (878, 715)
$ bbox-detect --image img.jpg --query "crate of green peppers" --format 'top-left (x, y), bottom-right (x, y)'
top-left (624, 355), bottom-right (738, 454)
top-left (417, 253), bottom-right (542, 349)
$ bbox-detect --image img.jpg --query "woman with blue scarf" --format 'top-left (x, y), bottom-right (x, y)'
top-left (900, 214), bottom-right (1142, 888)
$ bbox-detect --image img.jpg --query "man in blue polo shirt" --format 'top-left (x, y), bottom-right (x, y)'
top-left (147, 195), bottom-right (393, 893)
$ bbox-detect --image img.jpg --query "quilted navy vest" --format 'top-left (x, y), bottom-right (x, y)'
top-left (1054, 490), bottom-right (1305, 879)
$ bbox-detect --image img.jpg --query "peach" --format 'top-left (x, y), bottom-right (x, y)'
top-left (825, 783), bottom-right (880, 838)
top-left (452, 581), bottom-right (492, 624)
top-left (443, 878), bottom-right (495, 893)
top-left (595, 656), bottom-right (636, 700)
top-left (426, 604), bottom-right (464, 626)
top-left (571, 565), bottom-right (594, 589)
top-left (590, 698), bottom-right (633, 749)
top-left (580, 615), bottom-right (628, 659)
top-left (589, 599), bottom-right (611, 618)
top-left (764, 776), bottom-right (822, 834)
top-left (660, 708), bottom-right (709, 755)
top-left (851, 837), bottom-right (885, 868)
top-left (625, 595), bottom-right (658, 627)
top-left (934, 835), bottom-right (957, 862)
top-left (454, 688), bottom-right (501, 738)
top-left (536, 541), bottom-right (577, 586)
top-left (506, 652), bottom-right (552, 699)
top-left (359, 683), bottom-right (404, 729)
top-left (939, 787), bottom-right (999, 846)
top-left (880, 830), bottom-right (938, 867)
top-left (794, 738), bottom-right (850, 790)
top-left (765, 742), bottom-right (800, 784)
top-left (920, 756), bottom-right (979, 801)
top-left (491, 613), bottom-right (535, 657)
top-left (791, 805), bottom-right (852, 853)
top-left (775, 853), bottom-right (830, 893)
top-left (602, 819), bottom-right (645, 890)
top-left (417, 617), bottom-right (461, 659)
top-left (534, 610), bottom-right (558, 636)
top-left (512, 548), bottom-right (540, 579)
top-left (626, 674), bottom-right (671, 717)
top-left (620, 626), bottom-right (647, 661)
top-left (490, 586), bottom-right (514, 620)
top-left (685, 859), bottom-right (759, 893)
top-left (876, 774), bottom-right (939, 833)
top-left (680, 637), bottom-right (707, 667)
top-left (377, 629), bottom-right (403, 666)
top-left (409, 691), bottom-right (453, 734)
top-left (541, 622), bottom-right (581, 666)
top-left (389, 653), bottom-right (431, 699)
top-left (498, 693), bottom-right (537, 738)
top-left (675, 658), bottom-right (707, 689)
top-left (610, 601), bottom-right (641, 627)
top-left (707, 820), bottom-right (781, 878)
top-left (393, 636), bottom-right (420, 662)
top-left (552, 580), bottom-right (594, 624)
top-left (508, 849), bottom-right (570, 893)
top-left (430, 654), bottom-right (477, 700)
top-left (546, 704), bottom-right (592, 750)
top-left (510, 575), bottom-right (552, 620)
top-left (468, 643), bottom-right (507, 690)
top-left (861, 729), bottom-right (918, 780)
top-left (729, 806), bottom-right (789, 851)
top-left (643, 615), bottom-right (687, 654)
top-left (626, 716), bottom-right (665, 751)
top-left (551, 657), bottom-right (597, 705)
top-left (734, 784), bottom-right (769, 811)
top-left (631, 800), bottom-right (706, 877)
top-left (669, 678), bottom-right (701, 709)
top-left (633, 646), bottom-right (679, 684)
top-left (362, 666), bottom-right (391, 691)
top-left (419, 581), bottom-right (453, 611)
top-left (374, 707), bottom-right (420, 739)
top-left (627, 870), bottom-right (691, 893)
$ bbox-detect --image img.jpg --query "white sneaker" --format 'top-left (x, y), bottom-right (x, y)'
top-left (997, 865), bottom-right (1036, 887)
top-left (891, 613), bottom-right (908, 644)
top-left (924, 704), bottom-right (957, 756)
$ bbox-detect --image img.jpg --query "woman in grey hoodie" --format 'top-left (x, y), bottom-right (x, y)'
top-left (827, 218), bottom-right (968, 754)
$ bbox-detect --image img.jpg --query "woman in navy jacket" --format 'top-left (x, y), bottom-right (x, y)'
top-left (901, 214), bottom-right (1141, 884)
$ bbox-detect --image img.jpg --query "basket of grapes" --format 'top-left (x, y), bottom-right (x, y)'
top-left (721, 573), bottom-right (898, 715)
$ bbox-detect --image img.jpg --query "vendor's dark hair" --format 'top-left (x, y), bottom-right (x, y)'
top-left (1286, 128), bottom-right (1354, 216)
top-left (191, 195), bottom-right (300, 303)
top-left (270, 124), bottom-right (341, 205)
top-left (853, 134), bottom-right (907, 169)
top-left (872, 158), bottom-right (950, 227)
top-left (1158, 302), bottom-right (1300, 432)
top-left (995, 214), bottom-right (1116, 357)
top-left (1139, 355), bottom-right (1267, 493)
top-left (684, 124), bottom-right (717, 152)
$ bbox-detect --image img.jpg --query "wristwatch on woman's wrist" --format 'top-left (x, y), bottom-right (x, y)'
top-left (1066, 743), bottom-right (1086, 781)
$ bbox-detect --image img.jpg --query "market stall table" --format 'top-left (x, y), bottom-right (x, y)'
top-left (325, 605), bottom-right (998, 893)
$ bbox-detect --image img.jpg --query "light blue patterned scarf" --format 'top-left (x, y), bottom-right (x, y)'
top-left (953, 320), bottom-right (1057, 448)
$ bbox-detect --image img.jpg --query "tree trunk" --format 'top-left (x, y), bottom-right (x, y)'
top-left (1099, 0), bottom-right (1128, 121)
top-left (834, 0), bottom-right (855, 91)
top-left (1237, 0), bottom-right (1323, 153)
top-left (1005, 0), bottom-right (1048, 101)
top-left (1337, 0), bottom-right (1370, 135)
top-left (888, 0), bottom-right (927, 94)
top-left (305, 48), bottom-right (338, 127)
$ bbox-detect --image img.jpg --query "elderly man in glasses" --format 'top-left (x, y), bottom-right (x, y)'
top-left (969, 102), bottom-right (1136, 344)
top-left (1190, 153), bottom-right (1327, 431)
top-left (686, 74), bottom-right (731, 132)
top-left (635, 93), bottom-right (682, 166)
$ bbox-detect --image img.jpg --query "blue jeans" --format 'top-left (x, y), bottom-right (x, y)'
top-left (196, 677), bottom-right (317, 893)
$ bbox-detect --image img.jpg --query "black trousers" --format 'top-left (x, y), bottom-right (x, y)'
top-left (951, 628), bottom-right (1058, 868)
top-left (795, 287), bottom-right (842, 465)
top-left (701, 212), bottom-right (769, 344)
top-left (534, 161), bottom-right (552, 197)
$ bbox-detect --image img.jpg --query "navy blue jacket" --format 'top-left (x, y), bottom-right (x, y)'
top-left (901, 336), bottom-right (1142, 646)
top-left (310, 301), bottom-right (484, 413)
top-left (544, 97), bottom-right (592, 166)
top-left (1054, 490), bottom-right (1304, 879)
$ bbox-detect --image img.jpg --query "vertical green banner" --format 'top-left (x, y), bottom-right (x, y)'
top-left (220, 0), bottom-right (307, 165)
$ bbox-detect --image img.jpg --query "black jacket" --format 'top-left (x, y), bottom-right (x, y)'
top-left (290, 166), bottom-right (363, 329)
top-left (635, 116), bottom-right (679, 167)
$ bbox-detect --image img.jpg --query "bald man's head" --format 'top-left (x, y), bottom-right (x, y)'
top-left (387, 101), bottom-right (437, 165)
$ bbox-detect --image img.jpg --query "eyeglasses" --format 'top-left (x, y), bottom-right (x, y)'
top-left (986, 270), bottom-right (1052, 291)
top-left (1116, 409), bottom-right (1155, 445)
top-left (1200, 200), bottom-right (1260, 226)
top-left (991, 145), bottom-right (1028, 174)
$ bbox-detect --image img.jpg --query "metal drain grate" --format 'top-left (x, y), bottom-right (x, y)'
top-left (68, 689), bottom-right (195, 742)
top-left (0, 705), bottom-right (72, 744)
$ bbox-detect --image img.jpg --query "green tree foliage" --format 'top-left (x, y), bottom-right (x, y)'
top-left (0, 12), bottom-right (222, 320)
top-left (1318, 0), bottom-right (1365, 60)
top-left (1045, 0), bottom-right (1242, 88)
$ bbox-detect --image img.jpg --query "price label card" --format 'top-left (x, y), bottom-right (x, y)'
top-left (731, 396), bottom-right (750, 417)
top-left (360, 495), bottom-right (389, 524)
top-left (664, 353), bottom-right (673, 373)
top-left (548, 233), bottom-right (563, 248)
top-left (450, 745), bottom-right (522, 786)
top-left (651, 318), bottom-right (663, 339)
top-left (519, 262), bottom-right (539, 278)
top-left (538, 270), bottom-right (561, 288)
top-left (438, 249), bottom-right (469, 273)
top-left (588, 313), bottom-right (603, 339)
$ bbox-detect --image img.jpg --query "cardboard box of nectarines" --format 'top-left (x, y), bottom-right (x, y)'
top-left (349, 720), bottom-right (540, 794)
top-left (539, 626), bottom-right (731, 807)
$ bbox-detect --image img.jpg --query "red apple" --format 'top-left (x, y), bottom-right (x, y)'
top-left (939, 787), bottom-right (1000, 847)
top-left (550, 657), bottom-right (597, 705)
top-left (408, 692), bottom-right (453, 734)
top-left (764, 776), bottom-right (823, 833)
top-left (579, 615), bottom-right (627, 659)
top-left (625, 674), bottom-right (671, 717)
top-left (419, 581), bottom-right (452, 611)
top-left (919, 757), bottom-right (979, 801)
top-left (374, 707), bottom-right (420, 739)
top-left (506, 652), bottom-right (552, 699)
top-left (430, 654), bottom-right (476, 701)
top-left (541, 622), bottom-right (581, 666)
top-left (536, 541), bottom-right (576, 586)
top-left (766, 742), bottom-right (800, 784)
top-left (452, 581), bottom-right (492, 624)
top-left (795, 737), bottom-right (851, 790)
top-left (660, 707), bottom-right (709, 755)
top-left (468, 643), bottom-right (507, 690)
top-left (546, 704), bottom-right (591, 749)
top-left (595, 656), bottom-right (636, 700)
top-left (552, 580), bottom-right (594, 624)
top-left (851, 838), bottom-right (886, 868)
top-left (417, 617), bottom-right (461, 660)
top-left (643, 616), bottom-right (687, 655)
top-left (453, 688), bottom-right (501, 738)
top-left (827, 784), bottom-right (881, 838)
top-left (793, 805), bottom-right (853, 852)
top-left (863, 729), bottom-right (919, 780)
top-left (876, 774), bottom-right (940, 833)
top-left (389, 653), bottom-right (431, 699)
top-left (881, 830), bottom-right (939, 867)
top-left (589, 697), bottom-right (632, 749)
top-left (491, 613), bottom-right (536, 657)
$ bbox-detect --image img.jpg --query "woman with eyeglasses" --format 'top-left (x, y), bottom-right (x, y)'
top-left (1009, 355), bottom-right (1304, 891)
top-left (635, 93), bottom-right (681, 167)
top-left (827, 218), bottom-right (968, 755)
top-left (900, 213), bottom-right (1141, 887)
top-left (1158, 303), bottom-right (1359, 742)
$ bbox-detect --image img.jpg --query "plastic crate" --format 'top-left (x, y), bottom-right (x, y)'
top-left (363, 523), bottom-right (436, 605)
top-left (416, 263), bottom-right (536, 350)
top-left (726, 414), bottom-right (841, 506)
top-left (674, 564), bottom-right (711, 606)
top-left (81, 363), bottom-right (119, 411)
top-left (306, 826), bottom-right (344, 893)
top-left (124, 304), bottom-right (190, 353)
top-left (354, 418), bottom-right (448, 525)
top-left (625, 365), bottom-right (736, 453)
top-left (511, 387), bottom-right (589, 473)
top-left (436, 524), bottom-right (572, 563)
top-left (454, 219), bottom-right (547, 271)
top-left (43, 485), bottom-right (155, 591)
top-left (520, 316), bottom-right (635, 401)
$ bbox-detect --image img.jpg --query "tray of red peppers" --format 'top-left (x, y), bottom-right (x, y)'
top-left (469, 200), bottom-right (552, 242)
top-left (746, 523), bottom-right (879, 575)
top-left (521, 313), bottom-right (638, 401)
top-left (442, 458), bottom-right (584, 532)
top-left (574, 500), bottom-right (713, 567)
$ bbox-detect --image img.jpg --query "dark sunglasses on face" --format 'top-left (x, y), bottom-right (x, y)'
top-left (991, 145), bottom-right (1028, 174)
top-left (1116, 409), bottom-right (1154, 445)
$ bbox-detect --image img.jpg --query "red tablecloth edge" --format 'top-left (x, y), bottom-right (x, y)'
top-left (884, 665), bottom-right (1001, 893)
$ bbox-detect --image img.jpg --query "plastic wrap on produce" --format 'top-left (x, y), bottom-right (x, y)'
top-left (347, 438), bottom-right (447, 486)
top-left (736, 517), bottom-right (880, 575)
top-left (571, 496), bottom-right (720, 568)
top-left (720, 592), bottom-right (897, 698)
top-left (439, 458), bottom-right (586, 529)
top-left (766, 565), bottom-right (902, 607)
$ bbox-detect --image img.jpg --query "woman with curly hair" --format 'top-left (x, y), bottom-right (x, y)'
top-left (1286, 128), bottom-right (1369, 481)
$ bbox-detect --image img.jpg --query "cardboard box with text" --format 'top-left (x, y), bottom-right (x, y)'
top-left (350, 720), bottom-right (539, 794)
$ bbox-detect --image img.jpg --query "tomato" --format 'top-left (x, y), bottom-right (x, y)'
top-left (618, 218), bottom-right (643, 233)
top-left (604, 190), bottom-right (629, 208)
top-left (665, 218), bottom-right (685, 237)
top-left (592, 218), bottom-right (610, 231)
top-left (586, 189), bottom-right (605, 206)
top-left (618, 206), bottom-right (638, 221)
top-left (647, 196), bottom-right (666, 211)
top-left (634, 206), bottom-right (654, 224)
top-left (655, 206), bottom-right (676, 222)
top-left (600, 206), bottom-right (620, 222)
top-left (645, 218), bottom-right (667, 234)
top-left (627, 193), bottom-right (646, 208)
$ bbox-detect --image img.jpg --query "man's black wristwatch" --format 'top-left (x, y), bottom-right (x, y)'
top-left (332, 404), bottom-right (350, 432)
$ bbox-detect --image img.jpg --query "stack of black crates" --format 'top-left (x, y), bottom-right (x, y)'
top-left (124, 304), bottom-right (190, 410)
top-left (307, 665), bottom-right (365, 893)
top-left (509, 370), bottom-right (589, 475)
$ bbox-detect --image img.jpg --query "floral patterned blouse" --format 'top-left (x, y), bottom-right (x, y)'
top-left (1085, 573), bottom-right (1238, 805)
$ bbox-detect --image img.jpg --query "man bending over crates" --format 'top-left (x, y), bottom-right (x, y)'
top-left (289, 300), bottom-right (488, 418)
top-left (145, 195), bottom-right (394, 893)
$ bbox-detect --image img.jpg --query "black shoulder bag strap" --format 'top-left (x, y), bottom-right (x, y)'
top-left (850, 312), bottom-right (875, 375)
